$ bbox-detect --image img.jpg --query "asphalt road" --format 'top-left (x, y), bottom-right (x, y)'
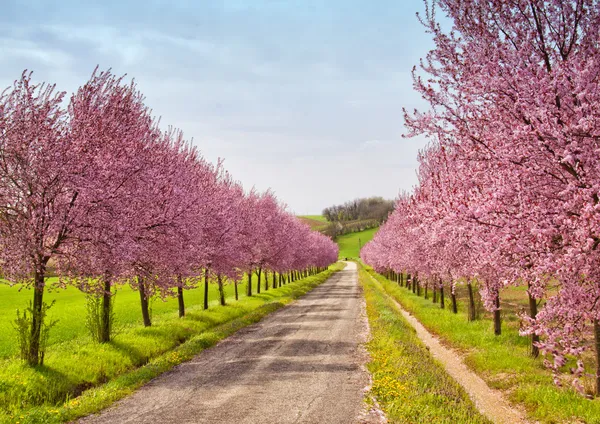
top-left (80, 262), bottom-right (373, 424)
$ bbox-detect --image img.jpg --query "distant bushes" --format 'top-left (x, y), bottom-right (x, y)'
top-left (320, 219), bottom-right (379, 239)
top-left (322, 197), bottom-right (394, 224)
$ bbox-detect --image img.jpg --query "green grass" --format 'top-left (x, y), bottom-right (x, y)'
top-left (336, 227), bottom-right (378, 259)
top-left (298, 215), bottom-right (330, 231)
top-left (300, 215), bottom-right (327, 222)
top-left (0, 277), bottom-right (249, 358)
top-left (0, 264), bottom-right (344, 424)
top-left (365, 267), bottom-right (600, 424)
top-left (359, 265), bottom-right (490, 423)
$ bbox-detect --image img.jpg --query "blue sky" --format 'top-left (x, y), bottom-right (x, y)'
top-left (0, 0), bottom-right (433, 214)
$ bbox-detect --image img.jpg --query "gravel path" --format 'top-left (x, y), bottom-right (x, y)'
top-left (80, 262), bottom-right (379, 424)
top-left (368, 274), bottom-right (530, 424)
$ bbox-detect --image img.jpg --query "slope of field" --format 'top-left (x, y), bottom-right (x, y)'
top-left (298, 215), bottom-right (329, 231)
top-left (337, 227), bottom-right (378, 259)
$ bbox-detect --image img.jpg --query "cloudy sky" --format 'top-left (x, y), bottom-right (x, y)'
top-left (0, 0), bottom-right (433, 214)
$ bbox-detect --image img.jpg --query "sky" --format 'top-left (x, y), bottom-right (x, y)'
top-left (0, 0), bottom-right (434, 214)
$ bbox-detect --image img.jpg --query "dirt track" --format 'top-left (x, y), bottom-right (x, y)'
top-left (80, 262), bottom-right (376, 424)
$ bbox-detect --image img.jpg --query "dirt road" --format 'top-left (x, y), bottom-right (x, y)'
top-left (81, 262), bottom-right (374, 424)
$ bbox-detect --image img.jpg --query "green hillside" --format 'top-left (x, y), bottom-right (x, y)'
top-left (336, 227), bottom-right (378, 259)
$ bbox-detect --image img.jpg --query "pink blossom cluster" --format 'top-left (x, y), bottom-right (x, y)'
top-left (0, 68), bottom-right (338, 304)
top-left (363, 0), bottom-right (600, 393)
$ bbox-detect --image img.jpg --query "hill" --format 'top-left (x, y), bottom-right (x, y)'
top-left (336, 227), bottom-right (378, 259)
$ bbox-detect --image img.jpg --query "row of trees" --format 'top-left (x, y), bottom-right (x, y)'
top-left (322, 197), bottom-right (394, 224)
top-left (0, 68), bottom-right (338, 366)
top-left (362, 0), bottom-right (600, 397)
top-left (320, 218), bottom-right (379, 239)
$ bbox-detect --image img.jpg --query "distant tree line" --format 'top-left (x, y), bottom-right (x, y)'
top-left (320, 219), bottom-right (379, 239)
top-left (322, 197), bottom-right (394, 224)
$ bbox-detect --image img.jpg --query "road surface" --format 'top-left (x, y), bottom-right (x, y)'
top-left (81, 262), bottom-right (374, 424)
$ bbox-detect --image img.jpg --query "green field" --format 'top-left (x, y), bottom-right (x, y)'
top-left (298, 215), bottom-right (329, 231)
top-left (0, 278), bottom-right (249, 358)
top-left (300, 215), bottom-right (327, 222)
top-left (0, 266), bottom-right (342, 423)
top-left (359, 266), bottom-right (490, 423)
top-left (336, 227), bottom-right (378, 259)
top-left (365, 266), bottom-right (600, 423)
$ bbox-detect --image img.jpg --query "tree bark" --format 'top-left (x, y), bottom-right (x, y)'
top-left (594, 319), bottom-right (600, 398)
top-left (218, 274), bottom-right (226, 306)
top-left (177, 275), bottom-right (185, 318)
top-left (139, 277), bottom-right (151, 327)
top-left (234, 280), bottom-right (239, 300)
top-left (424, 281), bottom-right (429, 300)
top-left (493, 292), bottom-right (501, 336)
top-left (440, 282), bottom-right (445, 309)
top-left (204, 268), bottom-right (210, 310)
top-left (256, 267), bottom-right (262, 294)
top-left (28, 260), bottom-right (47, 365)
top-left (272, 272), bottom-right (277, 289)
top-left (451, 291), bottom-right (457, 314)
top-left (264, 270), bottom-right (269, 291)
top-left (100, 275), bottom-right (112, 343)
top-left (467, 281), bottom-right (476, 321)
top-left (433, 286), bottom-right (438, 303)
top-left (528, 283), bottom-right (539, 358)
top-left (247, 270), bottom-right (253, 297)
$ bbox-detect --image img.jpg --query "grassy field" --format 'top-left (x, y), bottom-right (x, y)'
top-left (0, 265), bottom-right (343, 424)
top-left (359, 265), bottom-right (490, 423)
top-left (0, 278), bottom-right (249, 358)
top-left (365, 267), bottom-right (600, 424)
top-left (336, 227), bottom-right (378, 259)
top-left (301, 215), bottom-right (327, 222)
top-left (297, 215), bottom-right (329, 231)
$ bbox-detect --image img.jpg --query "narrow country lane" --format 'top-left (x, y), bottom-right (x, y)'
top-left (80, 262), bottom-right (374, 424)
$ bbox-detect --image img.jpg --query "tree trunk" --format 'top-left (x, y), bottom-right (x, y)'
top-left (177, 275), bottom-right (185, 318)
top-left (204, 268), bottom-right (210, 310)
top-left (264, 270), bottom-right (269, 291)
top-left (279, 273), bottom-right (282, 287)
top-left (247, 270), bottom-right (253, 297)
top-left (416, 276), bottom-right (421, 296)
top-left (139, 278), bottom-right (151, 327)
top-left (467, 281), bottom-right (476, 321)
top-left (528, 283), bottom-right (539, 358)
top-left (493, 292), bottom-right (501, 336)
top-left (400, 273), bottom-right (404, 287)
top-left (218, 274), bottom-right (226, 306)
top-left (594, 319), bottom-right (600, 398)
top-left (451, 291), bottom-right (457, 314)
top-left (407, 273), bottom-right (412, 291)
top-left (256, 267), bottom-right (262, 294)
top-left (234, 280), bottom-right (239, 300)
top-left (100, 276), bottom-right (112, 343)
top-left (424, 282), bottom-right (428, 300)
top-left (28, 261), bottom-right (47, 365)
top-left (440, 282), bottom-right (445, 309)
top-left (272, 272), bottom-right (277, 289)
top-left (433, 286), bottom-right (438, 303)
